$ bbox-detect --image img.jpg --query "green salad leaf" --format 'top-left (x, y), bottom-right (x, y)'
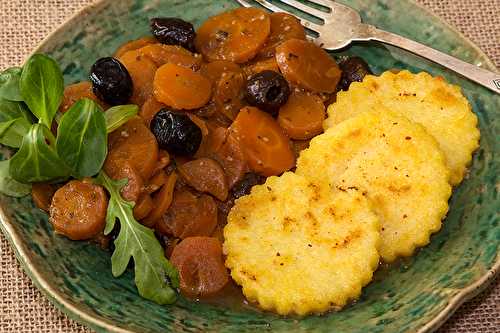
top-left (20, 54), bottom-right (64, 127)
top-left (104, 104), bottom-right (139, 133)
top-left (0, 67), bottom-right (23, 101)
top-left (0, 159), bottom-right (31, 197)
top-left (10, 123), bottom-right (70, 183)
top-left (96, 171), bottom-right (179, 305)
top-left (0, 99), bottom-right (33, 148)
top-left (56, 98), bottom-right (107, 178)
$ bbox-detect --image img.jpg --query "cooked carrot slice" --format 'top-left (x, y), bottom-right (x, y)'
top-left (133, 193), bottom-right (154, 220)
top-left (153, 63), bottom-right (212, 110)
top-left (137, 43), bottom-right (203, 70)
top-left (277, 91), bottom-right (325, 140)
top-left (230, 107), bottom-right (295, 176)
top-left (195, 8), bottom-right (271, 63)
top-left (114, 36), bottom-right (156, 58)
top-left (103, 159), bottom-right (144, 202)
top-left (107, 117), bottom-right (159, 179)
top-left (212, 132), bottom-right (249, 189)
top-left (214, 71), bottom-right (246, 120)
top-left (170, 237), bottom-right (229, 297)
top-left (200, 61), bottom-right (242, 83)
top-left (243, 57), bottom-right (280, 77)
top-left (257, 12), bottom-right (307, 59)
top-left (200, 61), bottom-right (246, 121)
top-left (276, 39), bottom-right (341, 93)
top-left (143, 172), bottom-right (178, 227)
top-left (59, 81), bottom-right (107, 113)
top-left (157, 190), bottom-right (218, 239)
top-left (145, 169), bottom-right (168, 194)
top-left (195, 122), bottom-right (228, 159)
top-left (188, 114), bottom-right (209, 137)
top-left (32, 183), bottom-right (57, 212)
top-left (140, 96), bottom-right (165, 127)
top-left (118, 50), bottom-right (158, 106)
top-left (178, 158), bottom-right (229, 201)
top-left (49, 179), bottom-right (108, 240)
top-left (150, 150), bottom-right (171, 176)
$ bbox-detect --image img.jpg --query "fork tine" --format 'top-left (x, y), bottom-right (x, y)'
top-left (277, 0), bottom-right (330, 19)
top-left (254, 0), bottom-right (323, 32)
top-left (303, 0), bottom-right (335, 9)
top-left (235, 0), bottom-right (252, 7)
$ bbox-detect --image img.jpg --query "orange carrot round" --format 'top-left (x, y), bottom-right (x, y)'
top-left (276, 39), bottom-right (341, 93)
top-left (153, 63), bottom-right (212, 110)
top-left (230, 106), bottom-right (295, 176)
top-left (195, 8), bottom-right (271, 63)
top-left (278, 91), bottom-right (326, 140)
top-left (114, 36), bottom-right (156, 58)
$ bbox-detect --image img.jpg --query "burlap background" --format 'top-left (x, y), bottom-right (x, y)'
top-left (0, 0), bottom-right (498, 332)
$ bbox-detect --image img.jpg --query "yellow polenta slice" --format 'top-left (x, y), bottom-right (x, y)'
top-left (224, 172), bottom-right (380, 315)
top-left (324, 70), bottom-right (480, 185)
top-left (298, 110), bottom-right (451, 262)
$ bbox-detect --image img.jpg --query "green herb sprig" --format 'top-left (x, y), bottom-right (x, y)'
top-left (0, 54), bottom-right (138, 192)
top-left (0, 53), bottom-right (177, 306)
top-left (96, 171), bottom-right (179, 304)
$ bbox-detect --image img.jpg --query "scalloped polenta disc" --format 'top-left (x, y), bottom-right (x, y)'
top-left (324, 70), bottom-right (480, 185)
top-left (224, 172), bottom-right (380, 316)
top-left (298, 110), bottom-right (452, 262)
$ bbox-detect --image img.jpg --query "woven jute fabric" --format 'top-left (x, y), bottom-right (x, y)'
top-left (0, 0), bottom-right (498, 332)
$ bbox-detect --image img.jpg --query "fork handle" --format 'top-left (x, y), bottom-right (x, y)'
top-left (369, 28), bottom-right (500, 94)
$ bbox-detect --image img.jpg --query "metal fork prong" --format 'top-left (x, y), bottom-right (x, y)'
top-left (254, 0), bottom-right (322, 32)
top-left (303, 0), bottom-right (335, 9)
top-left (235, 0), bottom-right (253, 7)
top-left (276, 0), bottom-right (330, 19)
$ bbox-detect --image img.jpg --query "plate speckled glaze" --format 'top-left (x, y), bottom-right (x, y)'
top-left (0, 0), bottom-right (498, 332)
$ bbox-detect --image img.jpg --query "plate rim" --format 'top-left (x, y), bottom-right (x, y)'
top-left (1, 0), bottom-right (498, 332)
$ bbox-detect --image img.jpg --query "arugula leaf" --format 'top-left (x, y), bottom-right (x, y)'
top-left (10, 123), bottom-right (71, 183)
top-left (96, 171), bottom-right (179, 305)
top-left (56, 99), bottom-right (107, 178)
top-left (104, 104), bottom-right (139, 133)
top-left (20, 54), bottom-right (64, 127)
top-left (0, 159), bottom-right (31, 197)
top-left (0, 67), bottom-right (23, 101)
top-left (0, 99), bottom-right (32, 148)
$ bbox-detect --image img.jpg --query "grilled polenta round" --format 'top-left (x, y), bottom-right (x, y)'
top-left (298, 110), bottom-right (452, 262)
top-left (224, 172), bottom-right (380, 315)
top-left (324, 70), bottom-right (479, 185)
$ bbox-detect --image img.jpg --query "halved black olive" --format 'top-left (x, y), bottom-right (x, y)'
top-left (150, 17), bottom-right (196, 52)
top-left (150, 109), bottom-right (202, 156)
top-left (231, 173), bottom-right (266, 199)
top-left (89, 57), bottom-right (133, 105)
top-left (337, 56), bottom-right (372, 91)
top-left (245, 70), bottom-right (291, 115)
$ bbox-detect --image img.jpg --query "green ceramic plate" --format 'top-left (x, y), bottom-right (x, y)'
top-left (1, 0), bottom-right (498, 332)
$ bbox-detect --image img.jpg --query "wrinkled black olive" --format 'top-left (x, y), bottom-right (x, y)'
top-left (150, 109), bottom-right (202, 156)
top-left (245, 70), bottom-right (291, 115)
top-left (90, 57), bottom-right (133, 105)
top-left (337, 56), bottom-right (372, 91)
top-left (231, 173), bottom-right (266, 199)
top-left (150, 17), bottom-right (196, 52)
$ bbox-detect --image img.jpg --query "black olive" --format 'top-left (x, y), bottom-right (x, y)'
top-left (150, 109), bottom-right (202, 156)
top-left (150, 17), bottom-right (196, 52)
top-left (89, 57), bottom-right (133, 105)
top-left (231, 173), bottom-right (266, 199)
top-left (337, 56), bottom-right (372, 91)
top-left (245, 70), bottom-right (291, 115)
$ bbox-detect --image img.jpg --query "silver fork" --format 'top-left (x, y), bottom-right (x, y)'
top-left (236, 0), bottom-right (500, 94)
